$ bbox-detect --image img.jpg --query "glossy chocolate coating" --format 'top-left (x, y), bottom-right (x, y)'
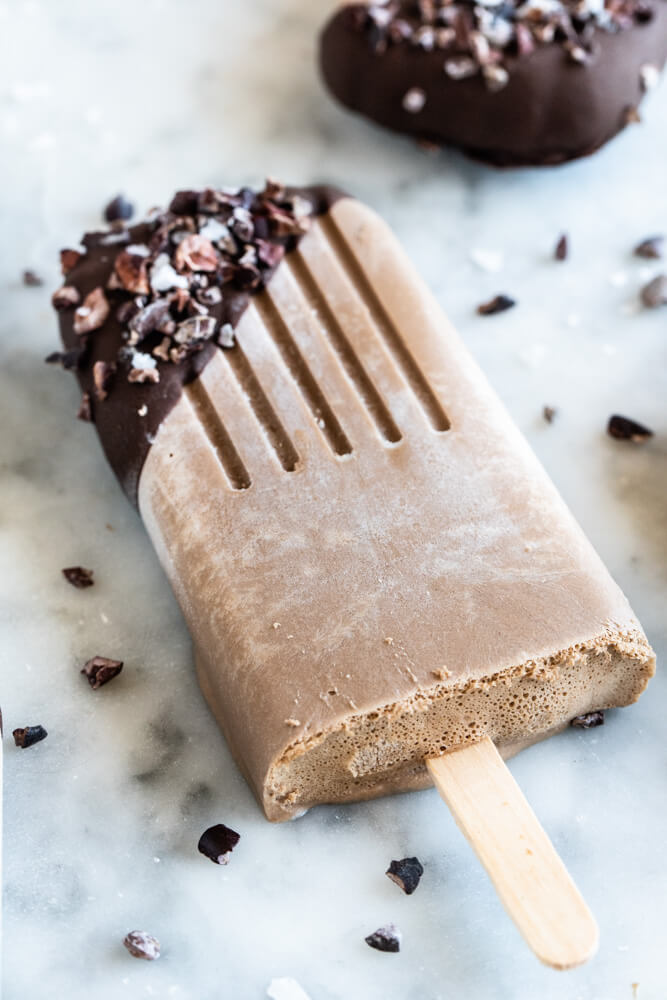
top-left (56, 186), bottom-right (342, 505)
top-left (320, 2), bottom-right (667, 165)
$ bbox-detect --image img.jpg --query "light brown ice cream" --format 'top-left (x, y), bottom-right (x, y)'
top-left (139, 197), bottom-right (654, 821)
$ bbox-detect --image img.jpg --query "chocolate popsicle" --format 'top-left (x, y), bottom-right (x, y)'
top-left (319, 1), bottom-right (667, 166)
top-left (53, 183), bottom-right (653, 965)
top-left (53, 182), bottom-right (653, 820)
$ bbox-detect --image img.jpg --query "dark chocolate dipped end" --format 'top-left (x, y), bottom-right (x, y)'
top-left (54, 183), bottom-right (344, 506)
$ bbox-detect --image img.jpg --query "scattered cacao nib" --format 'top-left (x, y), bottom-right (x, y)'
top-left (128, 364), bottom-right (160, 384)
top-left (169, 189), bottom-right (199, 215)
top-left (175, 314), bottom-right (216, 344)
top-left (174, 234), bottom-right (219, 273)
top-left (22, 269), bottom-right (43, 287)
top-left (127, 299), bottom-right (171, 344)
top-left (345, 0), bottom-right (650, 86)
top-left (365, 924), bottom-right (402, 953)
top-left (640, 274), bottom-right (667, 308)
top-left (51, 180), bottom-right (325, 429)
top-left (477, 293), bottom-right (516, 316)
top-left (73, 287), bottom-right (110, 335)
top-left (77, 391), bottom-right (92, 422)
top-left (256, 239), bottom-right (285, 269)
top-left (622, 105), bottom-right (641, 125)
top-left (196, 284), bottom-right (223, 307)
top-left (198, 823), bottom-right (241, 865)
top-left (114, 249), bottom-right (150, 295)
top-left (13, 725), bottom-right (48, 748)
top-left (52, 285), bottom-right (81, 311)
top-left (634, 236), bottom-right (664, 259)
top-left (607, 414), bottom-right (653, 443)
top-left (543, 405), bottom-right (558, 424)
top-left (571, 711), bottom-right (604, 729)
top-left (123, 930), bottom-right (161, 961)
top-left (45, 347), bottom-right (84, 370)
top-left (554, 234), bottom-right (568, 261)
top-left (386, 857), bottom-right (424, 895)
top-left (60, 248), bottom-right (83, 275)
top-left (81, 655), bottom-right (123, 689)
top-left (62, 566), bottom-right (94, 588)
top-left (93, 360), bottom-right (116, 401)
top-left (104, 194), bottom-right (135, 224)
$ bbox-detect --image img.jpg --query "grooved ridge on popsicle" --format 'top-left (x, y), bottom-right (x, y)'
top-left (287, 251), bottom-right (403, 445)
top-left (319, 214), bottom-right (451, 433)
top-left (221, 343), bottom-right (300, 472)
top-left (185, 381), bottom-right (251, 491)
top-left (254, 292), bottom-right (353, 457)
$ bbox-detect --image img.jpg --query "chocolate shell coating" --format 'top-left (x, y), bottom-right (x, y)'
top-left (320, 4), bottom-right (667, 166)
top-left (56, 185), bottom-right (342, 506)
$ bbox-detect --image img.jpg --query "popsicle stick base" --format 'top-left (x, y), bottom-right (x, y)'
top-left (426, 738), bottom-right (598, 970)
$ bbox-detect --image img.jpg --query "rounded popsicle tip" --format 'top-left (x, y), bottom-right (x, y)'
top-left (534, 910), bottom-right (599, 970)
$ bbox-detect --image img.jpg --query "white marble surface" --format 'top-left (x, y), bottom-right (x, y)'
top-left (1, 1), bottom-right (667, 998)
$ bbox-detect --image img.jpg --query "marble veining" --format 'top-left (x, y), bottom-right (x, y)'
top-left (1, 1), bottom-right (666, 998)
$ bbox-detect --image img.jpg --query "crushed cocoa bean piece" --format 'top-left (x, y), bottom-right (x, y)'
top-left (256, 239), bottom-right (286, 269)
top-left (386, 856), bottom-right (424, 894)
top-left (128, 365), bottom-right (160, 384)
top-left (477, 293), bottom-right (516, 316)
top-left (607, 414), bottom-right (653, 442)
top-left (77, 392), bottom-right (92, 422)
top-left (127, 300), bottom-right (171, 344)
top-left (125, 349), bottom-right (160, 383)
top-left (73, 287), bottom-right (110, 335)
top-left (153, 336), bottom-right (172, 362)
top-left (174, 234), bottom-right (219, 273)
top-left (123, 930), bottom-right (161, 961)
top-left (196, 284), bottom-right (223, 306)
top-left (22, 269), bottom-right (43, 287)
top-left (543, 405), bottom-right (557, 424)
top-left (365, 924), bottom-right (402, 953)
top-left (345, 0), bottom-right (650, 84)
top-left (634, 236), bottom-right (664, 259)
top-left (571, 711), bottom-right (604, 728)
top-left (640, 274), bottom-right (667, 308)
top-left (93, 360), bottom-right (116, 401)
top-left (622, 105), bottom-right (641, 125)
top-left (60, 248), bottom-right (83, 275)
top-left (52, 285), bottom-right (81, 310)
top-left (104, 194), bottom-right (135, 223)
top-left (81, 656), bottom-right (123, 689)
top-left (62, 566), bottom-right (94, 588)
top-left (52, 180), bottom-right (325, 428)
top-left (554, 234), bottom-right (568, 261)
top-left (198, 823), bottom-right (241, 865)
top-left (114, 249), bottom-right (150, 295)
top-left (45, 347), bottom-right (84, 370)
top-left (174, 315), bottom-right (216, 344)
top-left (13, 725), bottom-right (48, 748)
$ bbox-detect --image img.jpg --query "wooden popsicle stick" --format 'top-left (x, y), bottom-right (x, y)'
top-left (426, 738), bottom-right (598, 970)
